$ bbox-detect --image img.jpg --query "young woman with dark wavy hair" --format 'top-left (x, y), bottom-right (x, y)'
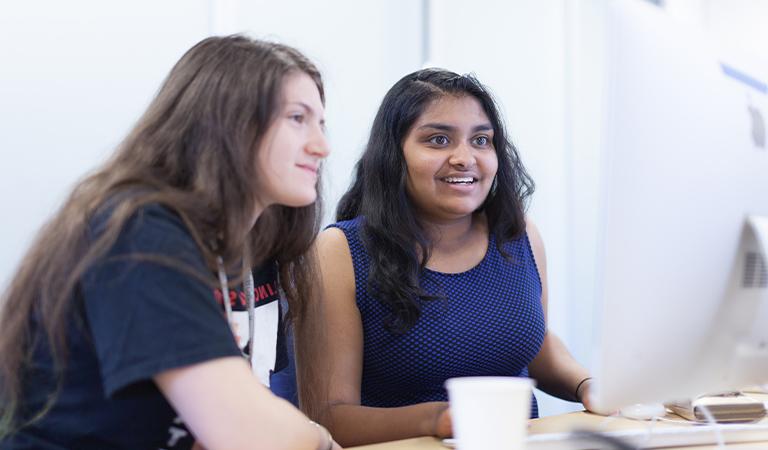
top-left (0, 35), bottom-right (338, 450)
top-left (308, 68), bottom-right (596, 446)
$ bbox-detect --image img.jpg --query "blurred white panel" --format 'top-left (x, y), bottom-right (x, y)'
top-left (705, 0), bottom-right (768, 78)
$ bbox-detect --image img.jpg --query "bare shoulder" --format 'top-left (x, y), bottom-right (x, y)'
top-left (317, 227), bottom-right (351, 261)
top-left (525, 217), bottom-right (547, 267)
top-left (316, 227), bottom-right (355, 298)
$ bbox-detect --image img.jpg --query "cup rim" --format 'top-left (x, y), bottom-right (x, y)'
top-left (445, 376), bottom-right (536, 391)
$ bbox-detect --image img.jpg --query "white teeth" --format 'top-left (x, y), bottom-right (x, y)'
top-left (443, 177), bottom-right (475, 184)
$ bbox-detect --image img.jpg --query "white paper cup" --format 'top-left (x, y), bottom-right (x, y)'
top-left (445, 376), bottom-right (534, 450)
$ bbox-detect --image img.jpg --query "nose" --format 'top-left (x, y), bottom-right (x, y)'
top-left (307, 125), bottom-right (330, 158)
top-left (448, 143), bottom-right (476, 169)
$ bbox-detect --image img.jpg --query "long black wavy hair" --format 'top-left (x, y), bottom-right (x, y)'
top-left (336, 68), bottom-right (535, 333)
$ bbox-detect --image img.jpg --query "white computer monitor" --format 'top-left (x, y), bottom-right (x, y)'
top-left (590, 0), bottom-right (768, 412)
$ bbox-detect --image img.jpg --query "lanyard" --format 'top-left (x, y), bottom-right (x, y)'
top-left (216, 256), bottom-right (255, 367)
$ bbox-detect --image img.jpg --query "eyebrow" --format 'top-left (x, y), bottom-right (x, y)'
top-left (287, 101), bottom-right (313, 113)
top-left (417, 123), bottom-right (494, 133)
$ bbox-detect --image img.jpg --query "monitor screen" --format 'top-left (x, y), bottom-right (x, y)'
top-left (590, 0), bottom-right (768, 412)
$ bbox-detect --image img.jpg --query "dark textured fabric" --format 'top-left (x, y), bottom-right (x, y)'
top-left (331, 216), bottom-right (546, 418)
top-left (2, 205), bottom-right (285, 450)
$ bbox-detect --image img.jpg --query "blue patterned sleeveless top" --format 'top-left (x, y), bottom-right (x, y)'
top-left (330, 217), bottom-right (547, 418)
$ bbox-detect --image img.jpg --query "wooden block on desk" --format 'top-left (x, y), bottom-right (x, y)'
top-left (668, 394), bottom-right (767, 423)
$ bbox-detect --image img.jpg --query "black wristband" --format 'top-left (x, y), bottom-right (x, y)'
top-left (574, 377), bottom-right (593, 402)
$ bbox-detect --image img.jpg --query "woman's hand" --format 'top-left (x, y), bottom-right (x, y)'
top-left (578, 379), bottom-right (614, 415)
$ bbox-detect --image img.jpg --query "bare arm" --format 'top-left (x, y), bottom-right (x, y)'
top-left (155, 356), bottom-right (333, 450)
top-left (525, 219), bottom-right (596, 410)
top-left (310, 228), bottom-right (449, 447)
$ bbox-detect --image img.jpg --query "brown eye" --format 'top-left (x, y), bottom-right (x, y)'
top-left (429, 135), bottom-right (449, 146)
top-left (473, 136), bottom-right (491, 147)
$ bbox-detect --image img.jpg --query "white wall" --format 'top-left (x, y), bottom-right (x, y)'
top-left (0, 0), bottom-right (210, 289)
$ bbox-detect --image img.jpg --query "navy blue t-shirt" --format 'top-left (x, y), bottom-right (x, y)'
top-left (2, 204), bottom-right (285, 450)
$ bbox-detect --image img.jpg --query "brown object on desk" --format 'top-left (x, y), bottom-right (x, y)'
top-left (667, 393), bottom-right (767, 423)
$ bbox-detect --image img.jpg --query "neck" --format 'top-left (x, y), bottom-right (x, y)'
top-left (419, 212), bottom-right (486, 253)
top-left (249, 199), bottom-right (268, 229)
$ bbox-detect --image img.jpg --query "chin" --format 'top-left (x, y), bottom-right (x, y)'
top-left (278, 191), bottom-right (317, 208)
top-left (444, 203), bottom-right (485, 216)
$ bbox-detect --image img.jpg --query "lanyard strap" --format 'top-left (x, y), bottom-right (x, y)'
top-left (216, 256), bottom-right (255, 368)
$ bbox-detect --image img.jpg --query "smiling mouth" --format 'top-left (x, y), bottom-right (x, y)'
top-left (441, 176), bottom-right (477, 185)
top-left (297, 164), bottom-right (318, 174)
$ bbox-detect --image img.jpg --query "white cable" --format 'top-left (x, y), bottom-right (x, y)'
top-left (697, 404), bottom-right (726, 449)
top-left (636, 416), bottom-right (659, 450)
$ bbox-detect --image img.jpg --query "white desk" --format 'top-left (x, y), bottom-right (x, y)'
top-left (349, 394), bottom-right (768, 449)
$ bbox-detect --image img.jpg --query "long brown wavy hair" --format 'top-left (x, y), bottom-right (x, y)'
top-left (0, 35), bottom-right (328, 436)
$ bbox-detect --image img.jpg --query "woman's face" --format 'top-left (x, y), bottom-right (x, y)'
top-left (255, 71), bottom-right (329, 209)
top-left (402, 94), bottom-right (498, 222)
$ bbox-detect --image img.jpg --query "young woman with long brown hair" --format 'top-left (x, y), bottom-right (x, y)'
top-left (0, 35), bottom-right (337, 450)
